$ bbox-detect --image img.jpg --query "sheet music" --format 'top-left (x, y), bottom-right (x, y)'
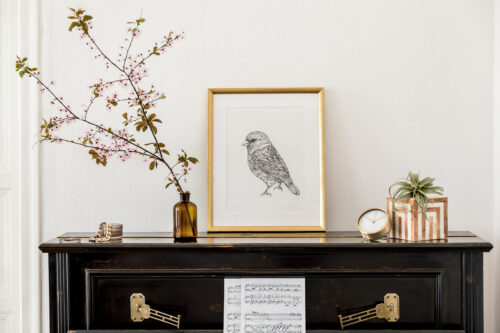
top-left (224, 278), bottom-right (306, 333)
top-left (224, 279), bottom-right (242, 333)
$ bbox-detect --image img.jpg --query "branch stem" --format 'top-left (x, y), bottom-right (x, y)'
top-left (23, 66), bottom-right (158, 160)
top-left (83, 28), bottom-right (186, 194)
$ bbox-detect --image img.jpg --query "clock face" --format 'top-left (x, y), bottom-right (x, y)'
top-left (357, 208), bottom-right (389, 235)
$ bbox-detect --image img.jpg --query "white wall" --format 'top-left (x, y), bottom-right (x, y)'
top-left (39, 0), bottom-right (496, 331)
top-left (494, 0), bottom-right (500, 331)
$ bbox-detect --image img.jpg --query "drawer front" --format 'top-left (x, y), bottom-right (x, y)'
top-left (86, 270), bottom-right (451, 330)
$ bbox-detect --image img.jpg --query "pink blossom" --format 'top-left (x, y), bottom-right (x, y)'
top-left (29, 16), bottom-right (194, 186)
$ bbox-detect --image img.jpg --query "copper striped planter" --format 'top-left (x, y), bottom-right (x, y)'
top-left (387, 197), bottom-right (448, 241)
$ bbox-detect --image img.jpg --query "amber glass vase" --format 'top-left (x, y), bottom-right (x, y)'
top-left (173, 192), bottom-right (197, 242)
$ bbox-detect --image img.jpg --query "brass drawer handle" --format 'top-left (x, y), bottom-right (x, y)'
top-left (338, 293), bottom-right (399, 329)
top-left (130, 293), bottom-right (181, 328)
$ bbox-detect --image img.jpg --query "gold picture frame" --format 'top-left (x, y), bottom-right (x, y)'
top-left (207, 87), bottom-right (325, 232)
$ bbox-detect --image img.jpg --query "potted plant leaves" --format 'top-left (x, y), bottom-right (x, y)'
top-left (387, 171), bottom-right (447, 241)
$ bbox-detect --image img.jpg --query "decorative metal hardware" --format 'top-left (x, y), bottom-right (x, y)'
top-left (130, 293), bottom-right (181, 328)
top-left (338, 293), bottom-right (399, 329)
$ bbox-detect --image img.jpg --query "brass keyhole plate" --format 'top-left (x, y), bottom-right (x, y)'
top-left (130, 293), bottom-right (146, 322)
top-left (384, 293), bottom-right (399, 322)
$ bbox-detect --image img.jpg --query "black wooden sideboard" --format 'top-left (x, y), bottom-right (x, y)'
top-left (39, 231), bottom-right (492, 333)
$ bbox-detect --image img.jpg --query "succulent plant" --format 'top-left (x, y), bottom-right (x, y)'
top-left (389, 171), bottom-right (444, 219)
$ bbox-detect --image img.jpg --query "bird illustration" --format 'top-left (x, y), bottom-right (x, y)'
top-left (242, 131), bottom-right (300, 196)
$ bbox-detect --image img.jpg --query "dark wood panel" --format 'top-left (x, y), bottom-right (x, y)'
top-left (39, 231), bottom-right (493, 253)
top-left (42, 232), bottom-right (491, 333)
top-left (85, 271), bottom-right (444, 330)
top-left (67, 330), bottom-right (465, 333)
top-left (63, 250), bottom-right (463, 330)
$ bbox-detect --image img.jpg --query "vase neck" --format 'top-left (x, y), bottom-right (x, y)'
top-left (180, 192), bottom-right (190, 203)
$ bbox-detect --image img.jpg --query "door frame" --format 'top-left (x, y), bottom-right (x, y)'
top-left (1, 0), bottom-right (41, 331)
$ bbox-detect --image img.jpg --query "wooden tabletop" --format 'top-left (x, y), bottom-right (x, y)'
top-left (39, 231), bottom-right (492, 253)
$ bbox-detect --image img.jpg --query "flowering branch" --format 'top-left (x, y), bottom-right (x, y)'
top-left (15, 8), bottom-right (197, 194)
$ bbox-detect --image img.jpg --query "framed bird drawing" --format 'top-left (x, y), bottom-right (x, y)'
top-left (208, 87), bottom-right (325, 232)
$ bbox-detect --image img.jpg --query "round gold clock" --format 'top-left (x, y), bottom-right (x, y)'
top-left (356, 208), bottom-right (391, 240)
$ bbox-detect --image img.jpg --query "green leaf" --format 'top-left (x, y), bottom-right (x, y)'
top-left (393, 181), bottom-right (412, 188)
top-left (82, 15), bottom-right (92, 22)
top-left (408, 171), bottom-right (419, 185)
top-left (394, 192), bottom-right (413, 203)
top-left (419, 177), bottom-right (435, 187)
top-left (390, 187), bottom-right (408, 201)
top-left (427, 186), bottom-right (444, 192)
top-left (423, 186), bottom-right (444, 195)
top-left (69, 21), bottom-right (78, 31)
top-left (187, 157), bottom-right (199, 163)
top-left (149, 161), bottom-right (155, 170)
top-left (135, 121), bottom-right (146, 132)
top-left (389, 181), bottom-right (410, 197)
top-left (416, 191), bottom-right (428, 208)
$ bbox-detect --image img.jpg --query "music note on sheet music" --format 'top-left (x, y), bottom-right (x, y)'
top-left (223, 278), bottom-right (306, 333)
top-left (224, 279), bottom-right (242, 333)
